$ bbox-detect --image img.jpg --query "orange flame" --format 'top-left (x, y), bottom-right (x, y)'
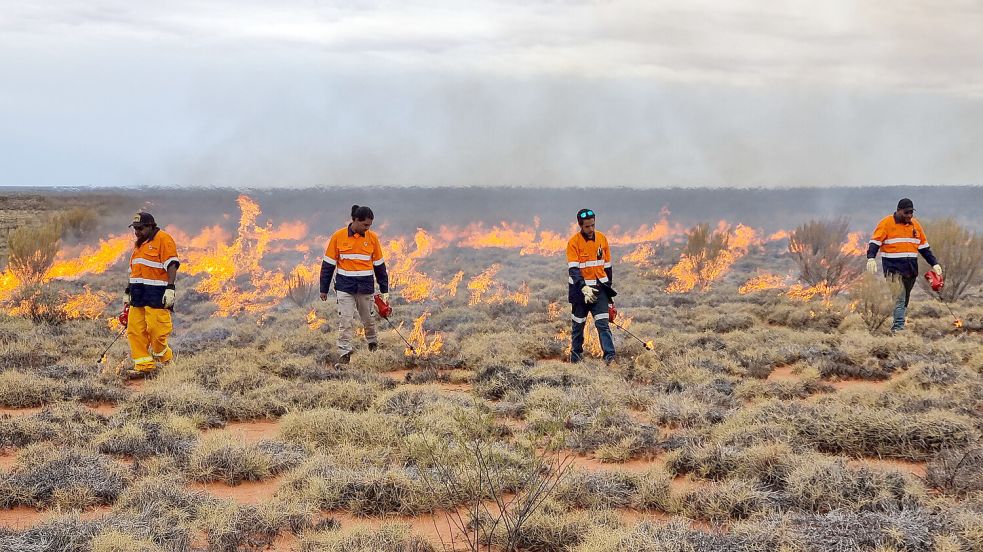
top-left (61, 287), bottom-right (112, 320)
top-left (738, 273), bottom-right (786, 295)
top-left (0, 271), bottom-right (21, 302)
top-left (954, 319), bottom-right (963, 328)
top-left (840, 231), bottom-right (866, 256)
top-left (786, 282), bottom-right (835, 302)
top-left (468, 264), bottom-right (501, 306)
top-left (666, 224), bottom-right (760, 293)
top-left (45, 235), bottom-right (130, 281)
top-left (621, 243), bottom-right (656, 267)
top-left (307, 308), bottom-right (326, 330)
top-left (405, 312), bottom-right (443, 357)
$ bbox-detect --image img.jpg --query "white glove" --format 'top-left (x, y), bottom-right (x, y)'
top-left (865, 259), bottom-right (877, 274)
top-left (581, 285), bottom-right (597, 304)
top-left (123, 291), bottom-right (130, 305)
top-left (381, 292), bottom-right (390, 304)
top-left (162, 288), bottom-right (175, 308)
top-left (933, 264), bottom-right (943, 277)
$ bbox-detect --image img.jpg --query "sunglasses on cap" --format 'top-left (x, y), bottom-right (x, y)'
top-left (578, 210), bottom-right (595, 219)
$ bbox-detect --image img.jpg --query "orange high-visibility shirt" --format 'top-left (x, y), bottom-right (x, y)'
top-left (566, 231), bottom-right (611, 286)
top-left (869, 215), bottom-right (930, 259)
top-left (129, 230), bottom-right (179, 286)
top-left (323, 227), bottom-right (385, 277)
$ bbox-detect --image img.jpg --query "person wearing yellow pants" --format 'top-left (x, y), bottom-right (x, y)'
top-left (124, 212), bottom-right (180, 377)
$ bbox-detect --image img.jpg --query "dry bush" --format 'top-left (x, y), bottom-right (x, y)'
top-left (556, 469), bottom-right (639, 509)
top-left (279, 408), bottom-right (400, 450)
top-left (7, 283), bottom-right (70, 325)
top-left (676, 223), bottom-right (730, 290)
top-left (196, 501), bottom-right (287, 552)
top-left (90, 530), bottom-right (164, 552)
top-left (918, 218), bottom-right (983, 301)
top-left (783, 457), bottom-right (924, 513)
top-left (926, 447), bottom-right (983, 496)
top-left (6, 223), bottom-right (61, 285)
top-left (96, 417), bottom-right (198, 459)
top-left (54, 206), bottom-right (100, 241)
top-left (849, 273), bottom-right (901, 333)
top-left (788, 218), bottom-right (862, 291)
top-left (286, 269), bottom-right (316, 308)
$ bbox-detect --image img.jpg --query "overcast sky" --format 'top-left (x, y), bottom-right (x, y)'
top-left (2, 0), bottom-right (982, 188)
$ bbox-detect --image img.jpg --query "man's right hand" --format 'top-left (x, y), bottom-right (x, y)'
top-left (123, 291), bottom-right (130, 305)
top-left (582, 285), bottom-right (597, 304)
top-left (865, 259), bottom-right (877, 274)
top-left (320, 292), bottom-right (328, 301)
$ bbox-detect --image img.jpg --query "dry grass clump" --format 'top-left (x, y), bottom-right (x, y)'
top-left (196, 500), bottom-right (290, 552)
top-left (124, 382), bottom-right (229, 427)
top-left (185, 434), bottom-right (274, 485)
top-left (524, 385), bottom-right (659, 457)
top-left (574, 518), bottom-right (772, 552)
top-left (648, 385), bottom-right (736, 429)
top-left (279, 407), bottom-right (400, 450)
top-left (666, 443), bottom-right (798, 490)
top-left (679, 478), bottom-right (775, 523)
top-left (555, 469), bottom-right (639, 509)
top-left (763, 303), bottom-right (846, 332)
top-left (115, 475), bottom-right (215, 520)
top-left (0, 370), bottom-right (63, 407)
top-left (733, 399), bottom-right (978, 460)
top-left (0, 510), bottom-right (192, 552)
top-left (299, 523), bottom-right (435, 552)
top-left (771, 508), bottom-right (949, 551)
top-left (89, 530), bottom-right (164, 552)
top-left (96, 416), bottom-right (198, 459)
top-left (926, 448), bottom-right (983, 496)
top-left (0, 402), bottom-right (109, 449)
top-left (0, 444), bottom-right (130, 509)
top-left (278, 455), bottom-right (433, 515)
top-left (850, 273), bottom-right (902, 333)
top-left (497, 499), bottom-right (612, 552)
top-left (782, 457), bottom-right (925, 513)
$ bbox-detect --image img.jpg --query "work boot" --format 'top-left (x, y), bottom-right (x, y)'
top-left (122, 367), bottom-right (157, 380)
top-left (338, 352), bottom-right (351, 365)
top-left (368, 343), bottom-right (378, 352)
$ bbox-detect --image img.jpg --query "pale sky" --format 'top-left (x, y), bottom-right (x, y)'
top-left (2, 0), bottom-right (982, 188)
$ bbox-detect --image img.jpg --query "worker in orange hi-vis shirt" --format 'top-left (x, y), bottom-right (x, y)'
top-left (566, 208), bottom-right (616, 364)
top-left (123, 212), bottom-right (179, 378)
top-left (866, 198), bottom-right (942, 333)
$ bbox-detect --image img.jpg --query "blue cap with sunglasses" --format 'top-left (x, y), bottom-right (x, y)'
top-left (576, 208), bottom-right (595, 222)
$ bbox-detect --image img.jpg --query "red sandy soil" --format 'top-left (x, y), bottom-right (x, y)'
top-left (205, 419), bottom-right (281, 444)
top-left (767, 365), bottom-right (800, 382)
top-left (83, 402), bottom-right (119, 416)
top-left (190, 476), bottom-right (283, 505)
top-left (848, 457), bottom-right (928, 478)
top-left (0, 505), bottom-right (110, 531)
top-left (830, 378), bottom-right (891, 391)
top-left (0, 451), bottom-right (18, 471)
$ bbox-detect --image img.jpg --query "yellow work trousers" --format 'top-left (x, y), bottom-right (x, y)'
top-left (127, 306), bottom-right (173, 372)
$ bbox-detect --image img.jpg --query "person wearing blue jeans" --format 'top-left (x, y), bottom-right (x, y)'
top-left (566, 208), bottom-right (616, 364)
top-left (866, 198), bottom-right (942, 333)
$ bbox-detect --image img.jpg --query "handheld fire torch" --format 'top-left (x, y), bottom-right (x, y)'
top-left (374, 294), bottom-right (416, 354)
top-left (924, 271), bottom-right (963, 329)
top-left (607, 303), bottom-right (655, 351)
top-left (98, 305), bottom-right (129, 364)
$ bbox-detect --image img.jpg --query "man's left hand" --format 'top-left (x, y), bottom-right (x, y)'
top-left (933, 264), bottom-right (943, 277)
top-left (381, 292), bottom-right (390, 304)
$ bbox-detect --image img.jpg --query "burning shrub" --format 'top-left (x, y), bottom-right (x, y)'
top-left (6, 282), bottom-right (69, 325)
top-left (0, 370), bottom-right (63, 407)
top-left (0, 444), bottom-right (130, 509)
top-left (6, 223), bottom-right (61, 285)
top-left (849, 273), bottom-right (901, 333)
top-left (666, 223), bottom-right (730, 292)
top-left (918, 218), bottom-right (983, 301)
top-left (787, 218), bottom-right (862, 293)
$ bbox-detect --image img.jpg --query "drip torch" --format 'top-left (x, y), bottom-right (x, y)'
top-left (98, 304), bottom-right (129, 364)
top-left (924, 271), bottom-right (963, 329)
top-left (374, 294), bottom-right (416, 354)
top-left (607, 302), bottom-right (655, 351)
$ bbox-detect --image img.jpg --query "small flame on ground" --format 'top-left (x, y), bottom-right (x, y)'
top-left (738, 273), bottom-right (786, 295)
top-left (307, 308), bottom-right (325, 330)
top-left (405, 312), bottom-right (442, 357)
top-left (954, 319), bottom-right (963, 328)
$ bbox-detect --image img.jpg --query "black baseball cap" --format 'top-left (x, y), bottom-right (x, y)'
top-left (897, 198), bottom-right (915, 211)
top-left (576, 208), bottom-right (595, 222)
top-left (128, 212), bottom-right (156, 228)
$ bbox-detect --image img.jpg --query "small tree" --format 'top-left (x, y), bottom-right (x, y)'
top-left (849, 273), bottom-right (901, 333)
top-left (7, 223), bottom-right (61, 285)
top-left (788, 218), bottom-right (861, 293)
top-left (53, 207), bottom-right (99, 241)
top-left (665, 223), bottom-right (731, 292)
top-left (918, 218), bottom-right (983, 301)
